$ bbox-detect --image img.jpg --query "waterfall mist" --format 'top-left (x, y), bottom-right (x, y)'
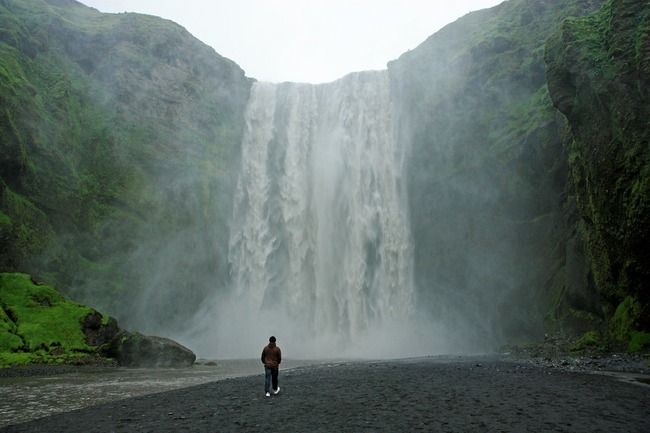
top-left (185, 72), bottom-right (456, 359)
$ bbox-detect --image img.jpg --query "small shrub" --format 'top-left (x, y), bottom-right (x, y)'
top-left (570, 330), bottom-right (600, 352)
top-left (628, 331), bottom-right (650, 352)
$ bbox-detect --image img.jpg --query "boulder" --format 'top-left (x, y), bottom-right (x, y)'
top-left (82, 310), bottom-right (196, 368)
top-left (109, 331), bottom-right (196, 368)
top-left (81, 310), bottom-right (120, 357)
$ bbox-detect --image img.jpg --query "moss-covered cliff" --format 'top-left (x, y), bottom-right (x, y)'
top-left (546, 0), bottom-right (649, 344)
top-left (389, 0), bottom-right (607, 347)
top-left (0, 0), bottom-right (252, 332)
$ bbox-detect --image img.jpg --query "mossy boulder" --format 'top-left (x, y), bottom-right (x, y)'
top-left (0, 273), bottom-right (195, 367)
top-left (109, 331), bottom-right (196, 368)
top-left (0, 272), bottom-right (114, 366)
top-left (81, 309), bottom-right (119, 356)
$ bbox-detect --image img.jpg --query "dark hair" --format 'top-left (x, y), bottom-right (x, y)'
top-left (269, 336), bottom-right (276, 343)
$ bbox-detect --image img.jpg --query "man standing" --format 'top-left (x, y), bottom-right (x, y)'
top-left (261, 336), bottom-right (282, 397)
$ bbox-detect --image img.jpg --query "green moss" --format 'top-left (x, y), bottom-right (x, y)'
top-left (1, 0), bottom-right (249, 324)
top-left (0, 352), bottom-right (33, 367)
top-left (546, 0), bottom-right (650, 334)
top-left (610, 296), bottom-right (642, 342)
top-left (0, 273), bottom-right (97, 366)
top-left (0, 210), bottom-right (11, 227)
top-left (0, 330), bottom-right (23, 351)
top-left (570, 330), bottom-right (600, 352)
top-left (0, 306), bottom-right (23, 352)
top-left (1, 186), bottom-right (54, 266)
top-left (628, 331), bottom-right (650, 352)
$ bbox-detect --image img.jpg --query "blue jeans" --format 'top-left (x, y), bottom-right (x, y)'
top-left (264, 367), bottom-right (279, 393)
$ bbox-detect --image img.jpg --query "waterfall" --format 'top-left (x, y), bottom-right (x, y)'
top-left (197, 71), bottom-right (417, 358)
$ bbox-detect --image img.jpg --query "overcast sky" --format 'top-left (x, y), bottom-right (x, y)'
top-left (80, 0), bottom-right (505, 84)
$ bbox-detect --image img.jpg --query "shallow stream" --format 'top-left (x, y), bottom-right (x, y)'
top-left (0, 359), bottom-right (313, 428)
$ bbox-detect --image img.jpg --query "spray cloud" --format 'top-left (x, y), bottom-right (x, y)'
top-left (185, 71), bottom-right (456, 359)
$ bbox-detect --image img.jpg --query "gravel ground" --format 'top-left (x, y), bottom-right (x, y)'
top-left (1, 355), bottom-right (648, 433)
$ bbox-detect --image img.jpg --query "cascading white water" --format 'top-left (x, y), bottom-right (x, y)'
top-left (191, 71), bottom-right (425, 359)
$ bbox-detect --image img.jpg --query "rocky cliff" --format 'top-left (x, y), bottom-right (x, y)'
top-left (0, 0), bottom-right (252, 333)
top-left (545, 0), bottom-right (649, 345)
top-left (388, 0), bottom-right (608, 346)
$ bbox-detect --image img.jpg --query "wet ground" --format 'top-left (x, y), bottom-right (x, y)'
top-left (0, 359), bottom-right (313, 428)
top-left (1, 354), bottom-right (649, 432)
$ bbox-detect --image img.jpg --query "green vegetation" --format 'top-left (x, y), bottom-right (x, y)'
top-left (610, 296), bottom-right (643, 343)
top-left (0, 1), bottom-right (130, 292)
top-left (389, 0), bottom-right (608, 344)
top-left (546, 0), bottom-right (650, 339)
top-left (628, 331), bottom-right (650, 352)
top-left (570, 331), bottom-right (601, 352)
top-left (0, 0), bottom-right (251, 332)
top-left (0, 273), bottom-right (106, 366)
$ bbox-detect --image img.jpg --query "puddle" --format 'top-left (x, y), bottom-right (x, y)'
top-left (595, 370), bottom-right (650, 388)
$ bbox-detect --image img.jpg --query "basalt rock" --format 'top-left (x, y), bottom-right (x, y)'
top-left (83, 306), bottom-right (197, 368)
top-left (109, 331), bottom-right (196, 368)
top-left (81, 310), bottom-right (120, 357)
top-left (545, 0), bottom-right (650, 333)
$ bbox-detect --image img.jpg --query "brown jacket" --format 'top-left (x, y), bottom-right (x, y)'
top-left (261, 342), bottom-right (282, 368)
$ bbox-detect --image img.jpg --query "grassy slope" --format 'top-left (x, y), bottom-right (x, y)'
top-left (0, 272), bottom-right (108, 366)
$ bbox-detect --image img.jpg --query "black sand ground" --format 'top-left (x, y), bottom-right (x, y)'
top-left (1, 356), bottom-right (648, 432)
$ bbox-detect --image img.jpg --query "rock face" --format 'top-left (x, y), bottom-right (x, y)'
top-left (109, 331), bottom-right (196, 368)
top-left (388, 0), bottom-right (606, 344)
top-left (0, 0), bottom-right (252, 334)
top-left (545, 0), bottom-right (650, 333)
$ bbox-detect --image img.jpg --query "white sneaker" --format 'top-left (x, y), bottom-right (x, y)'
top-left (273, 387), bottom-right (280, 395)
top-left (265, 392), bottom-right (270, 397)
